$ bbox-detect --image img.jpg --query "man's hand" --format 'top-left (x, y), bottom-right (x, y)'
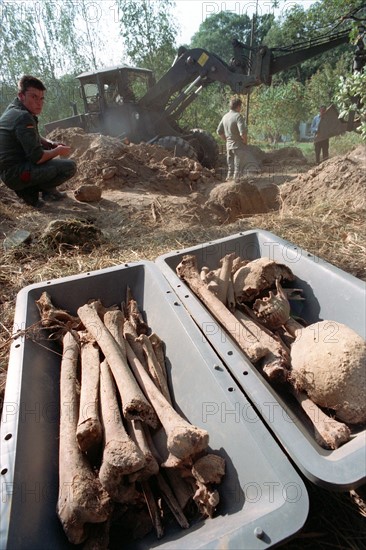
top-left (57, 145), bottom-right (72, 157)
top-left (37, 144), bottom-right (72, 164)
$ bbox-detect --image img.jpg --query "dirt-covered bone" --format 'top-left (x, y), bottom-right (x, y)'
top-left (156, 472), bottom-right (190, 529)
top-left (149, 332), bottom-right (168, 382)
top-left (126, 287), bottom-right (149, 335)
top-left (57, 331), bottom-right (111, 545)
top-left (176, 254), bottom-right (290, 373)
top-left (192, 454), bottom-right (226, 485)
top-left (289, 320), bottom-right (366, 425)
top-left (290, 387), bottom-right (351, 449)
top-left (125, 340), bottom-right (209, 461)
top-left (76, 334), bottom-right (103, 452)
top-left (77, 300), bottom-right (158, 427)
top-left (99, 359), bottom-right (146, 500)
top-left (216, 253), bottom-right (236, 306)
top-left (138, 334), bottom-right (172, 404)
top-left (36, 291), bottom-right (80, 332)
top-left (233, 257), bottom-right (295, 303)
top-left (104, 309), bottom-right (126, 358)
top-left (127, 419), bottom-right (160, 482)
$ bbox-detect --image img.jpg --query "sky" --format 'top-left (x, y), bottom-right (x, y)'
top-left (174, 0), bottom-right (317, 44)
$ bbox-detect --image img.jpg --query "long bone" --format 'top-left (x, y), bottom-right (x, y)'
top-left (57, 331), bottom-right (111, 545)
top-left (125, 340), bottom-right (209, 461)
top-left (76, 334), bottom-right (103, 452)
top-left (77, 301), bottom-right (157, 428)
top-left (99, 359), bottom-right (146, 500)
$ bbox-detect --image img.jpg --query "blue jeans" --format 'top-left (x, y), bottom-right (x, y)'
top-left (1, 158), bottom-right (77, 192)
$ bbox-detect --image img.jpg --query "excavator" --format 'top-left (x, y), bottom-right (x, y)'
top-left (44, 24), bottom-right (365, 168)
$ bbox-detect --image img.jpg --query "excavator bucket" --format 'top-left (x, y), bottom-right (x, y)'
top-left (315, 104), bottom-right (361, 142)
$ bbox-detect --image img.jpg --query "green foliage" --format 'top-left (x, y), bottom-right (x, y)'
top-left (190, 12), bottom-right (274, 63)
top-left (179, 84), bottom-right (231, 136)
top-left (249, 80), bottom-right (307, 141)
top-left (335, 71), bottom-right (366, 140)
top-left (304, 55), bottom-right (352, 114)
top-left (263, 3), bottom-right (351, 83)
top-left (115, 0), bottom-right (178, 78)
top-left (191, 12), bottom-right (252, 62)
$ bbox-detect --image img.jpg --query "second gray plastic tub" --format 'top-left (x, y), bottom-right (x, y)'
top-left (156, 229), bottom-right (366, 490)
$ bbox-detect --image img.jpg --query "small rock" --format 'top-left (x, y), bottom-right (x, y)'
top-left (74, 185), bottom-right (102, 203)
top-left (171, 168), bottom-right (188, 178)
top-left (102, 166), bottom-right (117, 180)
top-left (189, 171), bottom-right (201, 181)
top-left (162, 157), bottom-right (175, 167)
top-left (3, 229), bottom-right (32, 250)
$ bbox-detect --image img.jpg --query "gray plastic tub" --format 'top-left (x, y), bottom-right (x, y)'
top-left (0, 261), bottom-right (308, 549)
top-left (156, 229), bottom-right (366, 491)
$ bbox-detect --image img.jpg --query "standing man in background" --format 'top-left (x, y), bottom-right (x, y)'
top-left (0, 75), bottom-right (76, 208)
top-left (311, 105), bottom-right (329, 164)
top-left (217, 97), bottom-right (248, 182)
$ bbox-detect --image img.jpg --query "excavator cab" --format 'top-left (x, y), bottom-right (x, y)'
top-left (77, 66), bottom-right (155, 138)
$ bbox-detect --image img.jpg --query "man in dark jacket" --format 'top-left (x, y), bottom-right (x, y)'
top-left (0, 75), bottom-right (77, 207)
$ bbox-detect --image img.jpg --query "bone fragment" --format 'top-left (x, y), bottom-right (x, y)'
top-left (57, 331), bottom-right (111, 545)
top-left (192, 454), bottom-right (226, 485)
top-left (138, 334), bottom-right (172, 403)
top-left (126, 287), bottom-right (148, 335)
top-left (156, 473), bottom-right (190, 529)
top-left (36, 291), bottom-right (80, 331)
top-left (76, 334), bottom-right (103, 452)
top-left (104, 309), bottom-right (126, 358)
top-left (123, 320), bottom-right (147, 367)
top-left (217, 253), bottom-right (236, 306)
top-left (99, 359), bottom-right (146, 500)
top-left (290, 387), bottom-right (351, 449)
top-left (149, 333), bottom-right (167, 381)
top-left (77, 301), bottom-right (157, 427)
top-left (141, 480), bottom-right (164, 539)
top-left (176, 255), bottom-right (289, 372)
top-left (128, 420), bottom-right (160, 482)
top-left (193, 481), bottom-right (220, 519)
top-left (125, 340), bottom-right (209, 461)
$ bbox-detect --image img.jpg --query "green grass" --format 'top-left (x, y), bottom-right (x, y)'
top-left (252, 132), bottom-right (364, 163)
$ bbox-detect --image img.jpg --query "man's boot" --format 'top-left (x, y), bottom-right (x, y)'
top-left (42, 188), bottom-right (67, 201)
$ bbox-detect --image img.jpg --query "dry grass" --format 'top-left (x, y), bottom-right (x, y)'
top-left (0, 186), bottom-right (365, 548)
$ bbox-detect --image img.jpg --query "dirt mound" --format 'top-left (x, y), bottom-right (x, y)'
top-left (204, 180), bottom-right (280, 223)
top-left (264, 146), bottom-right (308, 165)
top-left (281, 145), bottom-right (366, 209)
top-left (47, 128), bottom-right (216, 196)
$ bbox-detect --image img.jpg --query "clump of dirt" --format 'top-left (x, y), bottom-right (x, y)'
top-left (280, 145), bottom-right (366, 210)
top-left (203, 180), bottom-right (280, 223)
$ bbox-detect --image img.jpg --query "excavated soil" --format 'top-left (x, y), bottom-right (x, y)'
top-left (281, 145), bottom-right (366, 209)
top-left (0, 128), bottom-right (365, 244)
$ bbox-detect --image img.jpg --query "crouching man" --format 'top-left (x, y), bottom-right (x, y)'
top-left (0, 75), bottom-right (77, 208)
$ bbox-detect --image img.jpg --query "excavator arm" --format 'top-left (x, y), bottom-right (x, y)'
top-left (139, 26), bottom-right (363, 128)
